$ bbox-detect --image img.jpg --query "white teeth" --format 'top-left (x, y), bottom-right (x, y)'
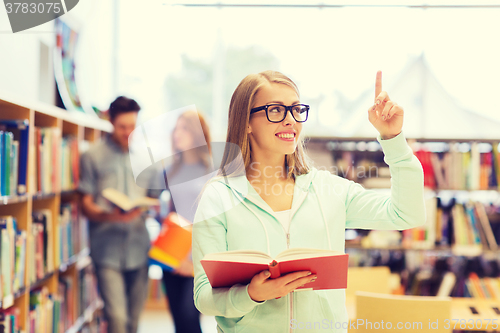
top-left (277, 133), bottom-right (294, 139)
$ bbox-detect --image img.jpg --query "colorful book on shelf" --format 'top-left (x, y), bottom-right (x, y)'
top-left (2, 131), bottom-right (13, 196)
top-left (33, 209), bottom-right (54, 275)
top-left (0, 215), bottom-right (19, 300)
top-left (102, 187), bottom-right (159, 212)
top-left (10, 141), bottom-right (19, 198)
top-left (493, 143), bottom-right (500, 190)
top-left (149, 213), bottom-right (192, 272)
top-left (0, 130), bottom-right (3, 196)
top-left (201, 248), bottom-right (348, 290)
top-left (0, 119), bottom-right (29, 195)
top-left (474, 202), bottom-right (498, 251)
top-left (14, 229), bottom-right (26, 291)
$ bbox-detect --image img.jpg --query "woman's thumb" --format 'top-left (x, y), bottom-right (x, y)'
top-left (261, 270), bottom-right (271, 280)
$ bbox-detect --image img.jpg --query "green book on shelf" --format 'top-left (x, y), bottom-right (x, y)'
top-left (3, 132), bottom-right (13, 196)
top-left (1, 227), bottom-right (12, 297)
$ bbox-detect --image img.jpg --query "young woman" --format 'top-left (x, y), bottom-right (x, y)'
top-left (192, 70), bottom-right (425, 333)
top-left (158, 110), bottom-right (212, 333)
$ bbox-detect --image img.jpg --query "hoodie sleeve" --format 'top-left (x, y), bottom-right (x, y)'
top-left (192, 182), bottom-right (264, 318)
top-left (343, 131), bottom-right (426, 230)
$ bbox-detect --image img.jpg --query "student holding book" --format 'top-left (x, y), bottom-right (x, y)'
top-left (192, 70), bottom-right (426, 332)
top-left (153, 110), bottom-right (212, 333)
top-left (78, 96), bottom-right (156, 333)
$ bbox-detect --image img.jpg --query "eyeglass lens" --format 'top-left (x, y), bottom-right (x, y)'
top-left (267, 105), bottom-right (308, 122)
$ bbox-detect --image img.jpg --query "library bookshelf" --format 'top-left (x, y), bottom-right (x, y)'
top-left (306, 135), bottom-right (500, 298)
top-left (0, 92), bottom-right (112, 332)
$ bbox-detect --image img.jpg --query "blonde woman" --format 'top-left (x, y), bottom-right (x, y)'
top-left (192, 70), bottom-right (425, 333)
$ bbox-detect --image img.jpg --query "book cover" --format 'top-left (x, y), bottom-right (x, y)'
top-left (10, 141), bottom-right (18, 198)
top-left (2, 132), bottom-right (12, 197)
top-left (201, 248), bottom-right (348, 291)
top-left (35, 127), bottom-right (42, 193)
top-left (0, 227), bottom-right (12, 297)
top-left (0, 119), bottom-right (29, 195)
top-left (33, 209), bottom-right (54, 274)
top-left (102, 187), bottom-right (159, 212)
top-left (149, 213), bottom-right (192, 272)
top-left (0, 131), bottom-right (4, 196)
top-left (474, 202), bottom-right (498, 251)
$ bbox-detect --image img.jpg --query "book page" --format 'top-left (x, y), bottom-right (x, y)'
top-left (202, 249), bottom-right (272, 264)
top-left (131, 197), bottom-right (160, 208)
top-left (102, 188), bottom-right (159, 211)
top-left (275, 248), bottom-right (345, 262)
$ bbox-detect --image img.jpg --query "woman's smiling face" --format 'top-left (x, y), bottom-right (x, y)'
top-left (247, 82), bottom-right (302, 159)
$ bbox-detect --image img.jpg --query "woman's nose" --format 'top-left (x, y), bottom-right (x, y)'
top-left (283, 109), bottom-right (296, 125)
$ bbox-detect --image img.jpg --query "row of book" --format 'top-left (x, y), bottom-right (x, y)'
top-left (0, 119), bottom-right (81, 198)
top-left (328, 141), bottom-right (500, 191)
top-left (77, 266), bottom-right (99, 318)
top-left (414, 142), bottom-right (500, 191)
top-left (29, 268), bottom-right (100, 333)
top-left (0, 306), bottom-right (20, 333)
top-left (0, 215), bottom-right (26, 301)
top-left (58, 202), bottom-right (89, 266)
top-left (401, 198), bottom-right (499, 254)
top-left (34, 127), bottom-right (80, 194)
top-left (465, 272), bottom-right (500, 299)
top-left (0, 120), bottom-right (29, 197)
top-left (0, 204), bottom-right (90, 299)
top-left (29, 210), bottom-right (54, 284)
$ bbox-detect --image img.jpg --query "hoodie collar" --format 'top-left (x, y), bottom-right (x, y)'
top-left (215, 168), bottom-right (317, 216)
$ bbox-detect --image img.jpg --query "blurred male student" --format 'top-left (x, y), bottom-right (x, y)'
top-left (78, 96), bottom-right (154, 333)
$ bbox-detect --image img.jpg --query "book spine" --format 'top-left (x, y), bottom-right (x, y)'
top-left (268, 260), bottom-right (281, 279)
top-left (0, 131), bottom-right (4, 196)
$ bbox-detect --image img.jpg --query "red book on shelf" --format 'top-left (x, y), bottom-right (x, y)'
top-left (201, 248), bottom-right (348, 290)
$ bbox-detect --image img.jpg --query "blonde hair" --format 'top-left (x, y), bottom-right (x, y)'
top-left (218, 70), bottom-right (311, 179)
top-left (169, 110), bottom-right (212, 178)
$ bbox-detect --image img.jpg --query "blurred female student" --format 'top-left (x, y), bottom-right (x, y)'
top-left (192, 70), bottom-right (425, 333)
top-left (158, 110), bottom-right (212, 333)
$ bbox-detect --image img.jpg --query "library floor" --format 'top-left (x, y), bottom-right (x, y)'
top-left (138, 309), bottom-right (218, 333)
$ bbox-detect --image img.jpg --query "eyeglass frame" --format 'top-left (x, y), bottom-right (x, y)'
top-left (250, 103), bottom-right (310, 123)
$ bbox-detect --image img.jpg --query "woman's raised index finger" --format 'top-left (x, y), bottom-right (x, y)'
top-left (375, 70), bottom-right (382, 99)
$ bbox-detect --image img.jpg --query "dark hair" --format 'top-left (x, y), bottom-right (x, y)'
top-left (108, 96), bottom-right (141, 121)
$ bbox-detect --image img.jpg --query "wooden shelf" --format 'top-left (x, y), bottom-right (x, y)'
top-left (0, 93), bottom-right (110, 332)
top-left (29, 272), bottom-right (55, 292)
top-left (65, 299), bottom-right (104, 333)
top-left (0, 89), bottom-right (112, 132)
top-left (0, 195), bottom-right (29, 205)
top-left (59, 248), bottom-right (91, 273)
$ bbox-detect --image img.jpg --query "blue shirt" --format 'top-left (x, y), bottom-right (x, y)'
top-left (78, 134), bottom-right (156, 270)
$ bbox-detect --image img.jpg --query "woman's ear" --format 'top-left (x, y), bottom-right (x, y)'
top-left (247, 124), bottom-right (252, 134)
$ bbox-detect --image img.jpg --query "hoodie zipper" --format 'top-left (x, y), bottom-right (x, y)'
top-left (231, 186), bottom-right (309, 333)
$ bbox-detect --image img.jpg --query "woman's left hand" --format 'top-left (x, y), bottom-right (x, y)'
top-left (173, 258), bottom-right (194, 277)
top-left (368, 71), bottom-right (403, 140)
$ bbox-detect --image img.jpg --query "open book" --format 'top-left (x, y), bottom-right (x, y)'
top-left (201, 248), bottom-right (348, 290)
top-left (102, 188), bottom-right (159, 212)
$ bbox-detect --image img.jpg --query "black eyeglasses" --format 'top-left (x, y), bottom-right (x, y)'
top-left (250, 104), bottom-right (309, 123)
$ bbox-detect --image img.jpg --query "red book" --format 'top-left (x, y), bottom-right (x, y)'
top-left (201, 248), bottom-right (348, 290)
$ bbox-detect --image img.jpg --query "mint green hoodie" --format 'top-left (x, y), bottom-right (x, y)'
top-left (192, 132), bottom-right (425, 333)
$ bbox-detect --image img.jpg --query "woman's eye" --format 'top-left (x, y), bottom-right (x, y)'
top-left (269, 107), bottom-right (282, 113)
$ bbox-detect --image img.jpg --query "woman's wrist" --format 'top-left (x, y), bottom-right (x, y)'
top-left (380, 131), bottom-right (401, 140)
